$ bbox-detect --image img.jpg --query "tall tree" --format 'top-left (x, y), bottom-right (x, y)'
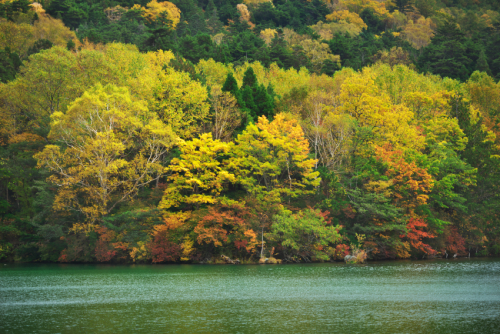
top-left (36, 84), bottom-right (176, 226)
top-left (418, 19), bottom-right (471, 81)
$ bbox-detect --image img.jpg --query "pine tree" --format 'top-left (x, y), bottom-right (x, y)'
top-left (418, 19), bottom-right (471, 81)
top-left (188, 6), bottom-right (207, 35)
top-left (205, 0), bottom-right (223, 34)
top-left (241, 85), bottom-right (256, 122)
top-left (475, 49), bottom-right (492, 75)
top-left (242, 66), bottom-right (257, 88)
top-left (222, 72), bottom-right (239, 97)
top-left (0, 48), bottom-right (21, 83)
top-left (205, 0), bottom-right (216, 19)
top-left (253, 84), bottom-right (275, 119)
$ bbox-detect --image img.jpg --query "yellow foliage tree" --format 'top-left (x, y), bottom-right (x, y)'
top-left (402, 17), bottom-right (435, 50)
top-left (1, 42), bottom-right (208, 142)
top-left (340, 0), bottom-right (389, 17)
top-left (0, 8), bottom-right (79, 59)
top-left (236, 4), bottom-right (254, 28)
top-left (325, 10), bottom-right (367, 30)
top-left (36, 84), bottom-right (177, 225)
top-left (33, 14), bottom-right (80, 48)
top-left (310, 20), bottom-right (363, 38)
top-left (233, 113), bottom-right (320, 203)
top-left (0, 46), bottom-right (79, 137)
top-left (132, 0), bottom-right (181, 28)
top-left (30, 2), bottom-right (45, 13)
top-left (196, 59), bottom-right (312, 98)
top-left (149, 68), bottom-right (210, 139)
top-left (195, 58), bottom-right (234, 88)
top-left (160, 133), bottom-right (237, 210)
top-left (372, 47), bottom-right (414, 68)
top-left (209, 86), bottom-right (242, 142)
top-left (300, 91), bottom-right (355, 171)
top-left (0, 20), bottom-right (34, 58)
top-left (298, 38), bottom-right (341, 72)
top-left (338, 68), bottom-right (425, 152)
top-left (367, 63), bottom-right (454, 106)
top-left (260, 28), bottom-right (277, 45)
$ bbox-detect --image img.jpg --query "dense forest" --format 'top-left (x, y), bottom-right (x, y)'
top-left (1, 0), bottom-right (499, 264)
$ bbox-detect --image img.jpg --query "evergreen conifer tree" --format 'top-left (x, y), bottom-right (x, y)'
top-left (418, 19), bottom-right (471, 81)
top-left (242, 66), bottom-right (258, 88)
top-left (475, 49), bottom-right (492, 75)
top-left (222, 72), bottom-right (239, 97)
top-left (205, 0), bottom-right (223, 34)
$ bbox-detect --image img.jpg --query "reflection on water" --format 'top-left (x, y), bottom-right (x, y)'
top-left (1, 259), bottom-right (499, 333)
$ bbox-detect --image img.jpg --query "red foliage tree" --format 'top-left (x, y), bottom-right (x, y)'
top-left (332, 243), bottom-right (350, 260)
top-left (94, 226), bottom-right (117, 262)
top-left (445, 226), bottom-right (467, 256)
top-left (147, 229), bottom-right (181, 263)
top-left (400, 217), bottom-right (436, 255)
top-left (234, 239), bottom-right (248, 250)
top-left (95, 240), bottom-right (117, 262)
top-left (58, 249), bottom-right (68, 262)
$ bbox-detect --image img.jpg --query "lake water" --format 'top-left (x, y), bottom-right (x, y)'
top-left (1, 259), bottom-right (499, 333)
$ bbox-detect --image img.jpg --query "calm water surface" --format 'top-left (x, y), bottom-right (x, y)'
top-left (1, 259), bottom-right (499, 333)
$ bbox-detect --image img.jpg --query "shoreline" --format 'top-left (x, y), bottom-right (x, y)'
top-left (2, 256), bottom-right (497, 266)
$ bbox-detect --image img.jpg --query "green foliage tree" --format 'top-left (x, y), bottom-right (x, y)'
top-left (418, 19), bottom-right (471, 81)
top-left (0, 48), bottom-right (21, 83)
top-left (268, 208), bottom-right (341, 262)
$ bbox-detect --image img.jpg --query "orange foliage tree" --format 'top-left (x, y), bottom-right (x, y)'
top-left (194, 203), bottom-right (258, 255)
top-left (376, 144), bottom-right (434, 212)
top-left (94, 226), bottom-right (117, 262)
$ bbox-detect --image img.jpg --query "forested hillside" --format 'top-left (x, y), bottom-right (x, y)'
top-left (1, 0), bottom-right (499, 263)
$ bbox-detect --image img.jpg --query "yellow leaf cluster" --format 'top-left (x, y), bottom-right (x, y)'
top-left (181, 237), bottom-right (195, 261)
top-left (210, 86), bottom-right (242, 142)
top-left (299, 38), bottom-right (341, 72)
top-left (0, 12), bottom-right (79, 59)
top-left (244, 0), bottom-right (273, 6)
top-left (0, 20), bottom-right (34, 59)
top-left (260, 28), bottom-right (277, 45)
top-left (402, 17), bottom-right (435, 50)
top-left (30, 2), bottom-right (45, 13)
top-left (372, 47), bottom-right (414, 68)
top-left (160, 133), bottom-right (236, 210)
top-left (196, 59), bottom-right (311, 98)
top-left (132, 0), bottom-right (181, 28)
top-left (338, 67), bottom-right (426, 152)
top-left (339, 0), bottom-right (389, 17)
top-left (130, 241), bottom-right (149, 262)
top-left (36, 84), bottom-right (176, 223)
top-left (33, 14), bottom-right (80, 48)
top-left (1, 42), bottom-right (208, 141)
top-left (325, 10), bottom-right (367, 30)
top-left (236, 4), bottom-right (254, 28)
top-left (234, 113), bottom-right (320, 202)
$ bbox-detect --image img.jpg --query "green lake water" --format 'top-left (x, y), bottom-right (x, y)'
top-left (1, 259), bottom-right (499, 333)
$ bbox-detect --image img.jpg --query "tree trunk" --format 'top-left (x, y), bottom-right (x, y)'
top-left (260, 227), bottom-right (264, 258)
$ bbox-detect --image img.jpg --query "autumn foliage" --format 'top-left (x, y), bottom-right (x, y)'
top-left (445, 226), bottom-right (467, 256)
top-left (148, 227), bottom-right (182, 263)
top-left (1, 0), bottom-right (500, 264)
top-left (400, 218), bottom-right (436, 255)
